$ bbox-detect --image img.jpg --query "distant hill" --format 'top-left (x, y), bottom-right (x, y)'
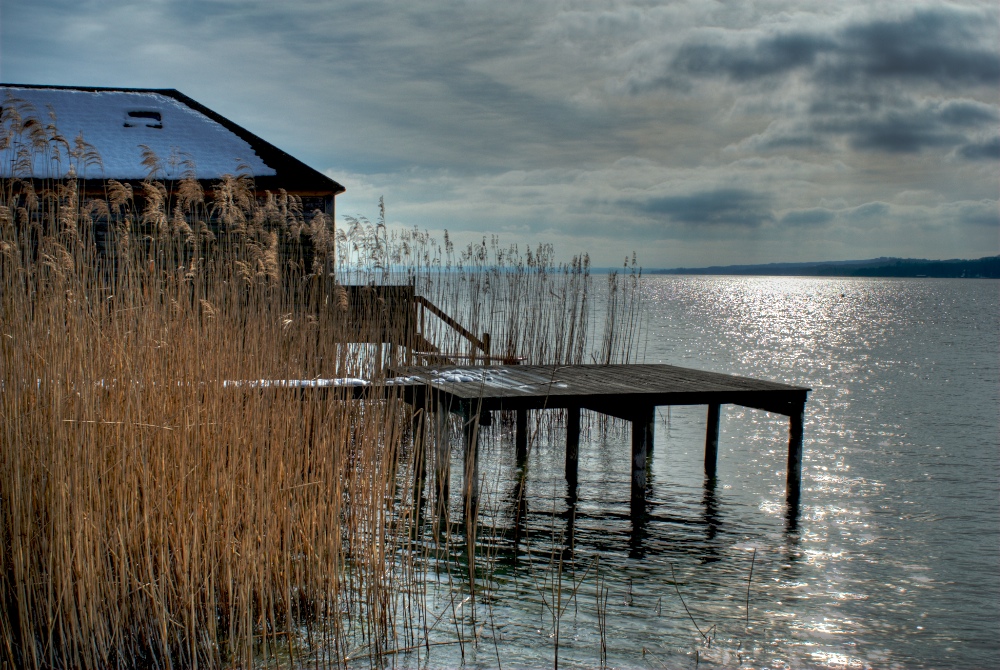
top-left (649, 256), bottom-right (1000, 278)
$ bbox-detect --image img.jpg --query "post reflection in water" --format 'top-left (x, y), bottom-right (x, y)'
top-left (486, 412), bottom-right (751, 565)
top-left (701, 475), bottom-right (721, 545)
top-left (509, 466), bottom-right (528, 552)
top-left (628, 461), bottom-right (651, 560)
top-left (502, 451), bottom-right (580, 563)
top-left (458, 400), bottom-right (802, 572)
top-left (562, 481), bottom-right (578, 560)
top-left (784, 496), bottom-right (800, 535)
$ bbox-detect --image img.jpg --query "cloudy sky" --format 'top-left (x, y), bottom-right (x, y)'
top-left (2, 0), bottom-right (998, 267)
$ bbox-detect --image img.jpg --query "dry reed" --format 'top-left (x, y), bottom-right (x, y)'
top-left (0, 100), bottom-right (642, 668)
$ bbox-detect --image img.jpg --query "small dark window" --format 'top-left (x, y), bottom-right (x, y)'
top-left (123, 111), bottom-right (163, 129)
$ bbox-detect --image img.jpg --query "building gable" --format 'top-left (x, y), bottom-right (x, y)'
top-left (0, 84), bottom-right (344, 197)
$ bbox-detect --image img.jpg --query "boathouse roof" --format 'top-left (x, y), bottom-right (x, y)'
top-left (0, 84), bottom-right (345, 196)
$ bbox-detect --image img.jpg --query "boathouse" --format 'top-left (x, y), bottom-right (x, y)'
top-left (0, 84), bottom-right (345, 265)
top-left (0, 84), bottom-right (344, 208)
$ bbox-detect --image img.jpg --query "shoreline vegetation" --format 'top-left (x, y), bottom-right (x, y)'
top-left (648, 255), bottom-right (1000, 278)
top-left (1, 100), bottom-right (643, 667)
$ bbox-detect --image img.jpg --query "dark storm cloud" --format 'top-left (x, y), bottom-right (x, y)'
top-left (936, 101), bottom-right (999, 127)
top-left (851, 126), bottom-right (956, 153)
top-left (670, 8), bottom-right (998, 88)
top-left (813, 99), bottom-right (998, 153)
top-left (635, 188), bottom-right (774, 227)
top-left (958, 137), bottom-right (1000, 161)
top-left (828, 10), bottom-right (1000, 87)
top-left (835, 115), bottom-right (962, 153)
top-left (655, 6), bottom-right (1000, 161)
top-left (672, 33), bottom-right (835, 81)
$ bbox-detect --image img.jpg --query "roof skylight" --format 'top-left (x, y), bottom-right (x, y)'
top-left (123, 110), bottom-right (162, 129)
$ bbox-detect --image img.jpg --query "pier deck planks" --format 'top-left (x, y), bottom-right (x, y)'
top-left (391, 364), bottom-right (810, 512)
top-left (392, 363), bottom-right (806, 412)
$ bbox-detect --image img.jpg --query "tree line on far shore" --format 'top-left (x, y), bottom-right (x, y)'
top-left (650, 255), bottom-right (1000, 278)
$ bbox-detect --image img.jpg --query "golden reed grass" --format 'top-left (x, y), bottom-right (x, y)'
top-left (0, 97), bottom-right (642, 668)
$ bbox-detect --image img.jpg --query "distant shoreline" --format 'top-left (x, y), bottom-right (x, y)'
top-left (640, 255), bottom-right (1000, 279)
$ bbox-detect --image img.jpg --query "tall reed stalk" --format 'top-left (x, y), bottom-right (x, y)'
top-left (1, 101), bottom-right (642, 668)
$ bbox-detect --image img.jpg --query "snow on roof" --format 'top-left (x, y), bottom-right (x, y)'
top-left (2, 86), bottom-right (277, 180)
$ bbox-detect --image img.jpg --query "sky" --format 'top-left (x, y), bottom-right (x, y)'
top-left (1, 0), bottom-right (998, 268)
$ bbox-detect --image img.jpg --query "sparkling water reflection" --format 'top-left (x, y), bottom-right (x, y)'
top-left (374, 277), bottom-right (999, 669)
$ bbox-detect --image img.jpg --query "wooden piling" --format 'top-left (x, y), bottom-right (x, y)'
top-left (786, 406), bottom-right (804, 502)
top-left (565, 405), bottom-right (580, 485)
top-left (631, 406), bottom-right (654, 507)
top-left (515, 409), bottom-right (528, 465)
top-left (704, 403), bottom-right (720, 478)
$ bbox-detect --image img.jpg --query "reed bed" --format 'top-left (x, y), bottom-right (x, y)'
top-left (0, 101), bottom-right (642, 668)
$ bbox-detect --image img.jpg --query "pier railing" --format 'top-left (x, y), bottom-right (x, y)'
top-left (338, 283), bottom-right (520, 365)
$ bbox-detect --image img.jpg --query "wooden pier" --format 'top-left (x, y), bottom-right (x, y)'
top-left (392, 364), bottom-right (810, 515)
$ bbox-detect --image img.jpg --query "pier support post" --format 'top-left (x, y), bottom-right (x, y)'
top-left (434, 407), bottom-right (451, 516)
top-left (515, 409), bottom-right (528, 465)
top-left (631, 406), bottom-right (654, 511)
top-left (565, 405), bottom-right (580, 486)
top-left (704, 403), bottom-right (721, 479)
top-left (462, 406), bottom-right (481, 511)
top-left (786, 405), bottom-right (804, 503)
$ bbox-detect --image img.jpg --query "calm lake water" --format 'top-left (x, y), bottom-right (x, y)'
top-left (350, 276), bottom-right (1000, 669)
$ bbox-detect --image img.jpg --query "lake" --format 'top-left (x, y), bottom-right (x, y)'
top-left (345, 276), bottom-right (999, 669)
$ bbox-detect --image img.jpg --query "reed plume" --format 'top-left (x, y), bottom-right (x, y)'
top-left (0, 108), bottom-right (643, 668)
